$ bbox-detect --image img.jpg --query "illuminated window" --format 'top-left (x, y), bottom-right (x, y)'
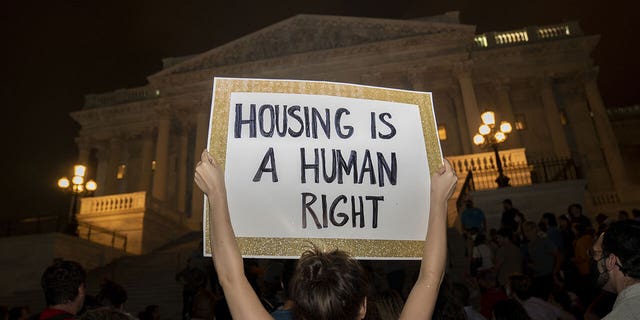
top-left (438, 125), bottom-right (447, 141)
top-left (116, 164), bottom-right (126, 180)
top-left (514, 114), bottom-right (527, 130)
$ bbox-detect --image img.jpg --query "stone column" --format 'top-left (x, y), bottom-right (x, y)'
top-left (76, 137), bottom-right (91, 166)
top-left (137, 129), bottom-right (154, 191)
top-left (564, 90), bottom-right (611, 191)
top-left (493, 80), bottom-right (522, 148)
top-left (450, 91), bottom-right (472, 154)
top-left (152, 108), bottom-right (171, 201)
top-left (582, 69), bottom-right (629, 190)
top-left (94, 145), bottom-right (108, 196)
top-left (454, 61), bottom-right (482, 152)
top-left (177, 119), bottom-right (190, 213)
top-left (539, 77), bottom-right (571, 157)
top-left (190, 111), bottom-right (209, 229)
top-left (105, 138), bottom-right (122, 195)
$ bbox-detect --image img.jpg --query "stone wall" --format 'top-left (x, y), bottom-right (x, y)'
top-left (0, 233), bottom-right (125, 298)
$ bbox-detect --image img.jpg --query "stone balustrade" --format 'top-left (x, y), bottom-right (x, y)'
top-left (537, 24), bottom-right (571, 39)
top-left (447, 148), bottom-right (532, 190)
top-left (474, 22), bottom-right (581, 49)
top-left (495, 29), bottom-right (529, 45)
top-left (591, 191), bottom-right (620, 206)
top-left (79, 191), bottom-right (147, 215)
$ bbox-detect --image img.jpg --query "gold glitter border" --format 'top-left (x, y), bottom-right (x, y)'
top-left (204, 78), bottom-right (442, 258)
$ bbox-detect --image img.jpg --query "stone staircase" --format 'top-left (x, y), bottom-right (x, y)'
top-left (85, 232), bottom-right (202, 320)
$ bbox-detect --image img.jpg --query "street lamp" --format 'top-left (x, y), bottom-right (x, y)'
top-left (57, 164), bottom-right (97, 235)
top-left (473, 111), bottom-right (513, 187)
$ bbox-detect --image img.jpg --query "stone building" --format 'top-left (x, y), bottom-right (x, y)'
top-left (70, 13), bottom-right (638, 254)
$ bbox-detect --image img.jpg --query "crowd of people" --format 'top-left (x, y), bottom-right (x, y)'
top-left (3, 154), bottom-right (639, 320)
top-left (461, 199), bottom-right (640, 319)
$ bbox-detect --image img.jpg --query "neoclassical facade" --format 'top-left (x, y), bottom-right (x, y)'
top-left (70, 13), bottom-right (636, 253)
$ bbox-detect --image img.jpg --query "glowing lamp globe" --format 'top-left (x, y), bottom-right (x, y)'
top-left (58, 177), bottom-right (70, 189)
top-left (500, 121), bottom-right (513, 134)
top-left (473, 134), bottom-right (485, 145)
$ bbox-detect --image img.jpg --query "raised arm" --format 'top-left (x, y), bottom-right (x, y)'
top-left (194, 150), bottom-right (272, 320)
top-left (399, 159), bottom-right (457, 320)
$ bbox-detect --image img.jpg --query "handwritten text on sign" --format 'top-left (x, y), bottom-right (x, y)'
top-left (224, 92), bottom-right (431, 241)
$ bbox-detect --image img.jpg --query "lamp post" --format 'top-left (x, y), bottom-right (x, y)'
top-left (57, 164), bottom-right (97, 235)
top-left (473, 111), bottom-right (513, 188)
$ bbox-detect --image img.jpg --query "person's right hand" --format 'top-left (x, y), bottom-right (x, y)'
top-left (430, 159), bottom-right (457, 202)
top-left (194, 150), bottom-right (226, 198)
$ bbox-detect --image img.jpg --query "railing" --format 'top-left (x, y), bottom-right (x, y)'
top-left (473, 22), bottom-right (581, 49)
top-left (449, 149), bottom-right (579, 191)
top-left (79, 191), bottom-right (147, 215)
top-left (449, 148), bottom-right (531, 190)
top-left (84, 87), bottom-right (160, 109)
top-left (528, 157), bottom-right (579, 184)
top-left (456, 170), bottom-right (475, 212)
top-left (469, 163), bottom-right (534, 190)
top-left (0, 215), bottom-right (63, 237)
top-left (77, 221), bottom-right (128, 252)
top-left (591, 192), bottom-right (621, 206)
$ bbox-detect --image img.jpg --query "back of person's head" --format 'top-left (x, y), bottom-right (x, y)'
top-left (595, 213), bottom-right (608, 225)
top-left (477, 269), bottom-right (498, 290)
top-left (522, 221), bottom-right (538, 239)
top-left (451, 283), bottom-right (471, 307)
top-left (493, 299), bottom-right (531, 320)
top-left (618, 210), bottom-right (629, 219)
top-left (507, 274), bottom-right (532, 301)
top-left (558, 215), bottom-right (570, 228)
top-left (97, 280), bottom-right (127, 309)
top-left (290, 246), bottom-right (368, 320)
top-left (365, 289), bottom-right (404, 320)
top-left (573, 222), bottom-right (587, 236)
top-left (281, 259), bottom-right (296, 300)
top-left (473, 233), bottom-right (486, 246)
top-left (432, 276), bottom-right (467, 320)
top-left (602, 220), bottom-right (640, 279)
top-left (542, 212), bottom-right (557, 227)
top-left (8, 306), bottom-right (28, 320)
top-left (522, 221), bottom-right (537, 233)
top-left (79, 307), bottom-right (134, 320)
top-left (503, 199), bottom-right (512, 206)
top-left (496, 228), bottom-right (512, 241)
top-left (41, 259), bottom-right (86, 306)
top-left (0, 306), bottom-right (8, 320)
top-left (568, 203), bottom-right (582, 215)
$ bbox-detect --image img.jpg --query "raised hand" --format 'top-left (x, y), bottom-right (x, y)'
top-left (194, 150), bottom-right (226, 198)
top-left (430, 159), bottom-right (457, 202)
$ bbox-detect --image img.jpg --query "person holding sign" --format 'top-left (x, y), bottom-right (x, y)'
top-left (194, 150), bottom-right (457, 320)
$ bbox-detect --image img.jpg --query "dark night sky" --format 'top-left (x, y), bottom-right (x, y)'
top-left (2, 0), bottom-right (638, 219)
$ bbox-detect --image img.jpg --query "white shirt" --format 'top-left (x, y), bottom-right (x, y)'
top-left (472, 244), bottom-right (494, 270)
top-left (522, 297), bottom-right (574, 320)
top-left (603, 282), bottom-right (640, 320)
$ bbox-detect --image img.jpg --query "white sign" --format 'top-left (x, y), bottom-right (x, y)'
top-left (205, 78), bottom-right (442, 259)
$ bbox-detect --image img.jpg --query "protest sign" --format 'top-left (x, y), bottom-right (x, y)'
top-left (204, 78), bottom-right (442, 259)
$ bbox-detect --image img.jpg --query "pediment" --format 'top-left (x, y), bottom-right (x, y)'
top-left (152, 14), bottom-right (474, 77)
